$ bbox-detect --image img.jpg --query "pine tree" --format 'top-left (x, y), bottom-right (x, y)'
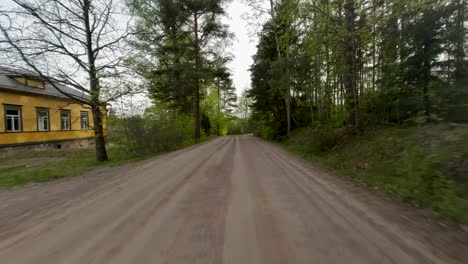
top-left (179, 0), bottom-right (230, 140)
top-left (131, 0), bottom-right (230, 139)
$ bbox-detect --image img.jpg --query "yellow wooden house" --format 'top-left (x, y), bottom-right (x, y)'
top-left (0, 67), bottom-right (106, 152)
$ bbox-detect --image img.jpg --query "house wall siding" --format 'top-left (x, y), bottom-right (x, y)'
top-left (0, 90), bottom-right (106, 146)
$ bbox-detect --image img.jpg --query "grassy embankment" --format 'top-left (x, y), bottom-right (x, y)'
top-left (0, 147), bottom-right (152, 188)
top-left (280, 123), bottom-right (468, 225)
top-left (0, 136), bottom-right (214, 188)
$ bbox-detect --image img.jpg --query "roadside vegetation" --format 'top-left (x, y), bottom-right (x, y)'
top-left (0, 147), bottom-right (149, 188)
top-left (243, 0), bottom-right (468, 225)
top-left (281, 124), bottom-right (468, 225)
top-left (0, 100), bottom-right (246, 189)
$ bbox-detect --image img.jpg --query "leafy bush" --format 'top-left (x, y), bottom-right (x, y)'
top-left (286, 124), bottom-right (350, 153)
top-left (110, 104), bottom-right (195, 155)
top-left (226, 118), bottom-right (243, 135)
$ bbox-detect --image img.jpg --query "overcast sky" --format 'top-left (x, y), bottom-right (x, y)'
top-left (225, 1), bottom-right (258, 95)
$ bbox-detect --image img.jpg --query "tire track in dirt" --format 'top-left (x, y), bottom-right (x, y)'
top-left (159, 136), bottom-right (235, 264)
top-left (222, 136), bottom-right (261, 264)
top-left (0, 138), bottom-right (231, 263)
top-left (0, 135), bottom-right (466, 264)
top-left (0, 137), bottom-right (227, 240)
top-left (255, 138), bottom-right (462, 264)
top-left (63, 137), bottom-right (235, 264)
top-left (239, 136), bottom-right (290, 264)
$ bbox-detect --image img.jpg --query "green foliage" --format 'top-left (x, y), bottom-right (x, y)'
top-left (282, 124), bottom-right (468, 224)
top-left (226, 117), bottom-right (242, 135)
top-left (130, 0), bottom-right (196, 113)
top-left (248, 0), bottom-right (468, 137)
top-left (110, 91), bottom-right (231, 156)
top-left (201, 87), bottom-right (227, 135)
top-left (111, 103), bottom-right (196, 155)
top-left (249, 22), bottom-right (287, 135)
top-left (130, 0), bottom-right (232, 139)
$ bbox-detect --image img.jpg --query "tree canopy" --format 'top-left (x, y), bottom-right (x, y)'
top-left (247, 0), bottom-right (467, 138)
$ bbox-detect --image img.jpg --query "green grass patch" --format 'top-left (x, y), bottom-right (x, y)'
top-left (279, 124), bottom-right (468, 225)
top-left (0, 135), bottom-right (217, 189)
top-left (0, 147), bottom-right (157, 188)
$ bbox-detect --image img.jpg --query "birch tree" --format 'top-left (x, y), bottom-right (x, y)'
top-left (0, 0), bottom-right (133, 161)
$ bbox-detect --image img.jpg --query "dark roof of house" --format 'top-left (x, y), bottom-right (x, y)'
top-left (0, 66), bottom-right (91, 102)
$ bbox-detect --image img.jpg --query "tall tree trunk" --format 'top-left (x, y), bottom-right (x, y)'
top-left (193, 11), bottom-right (201, 140)
top-left (171, 26), bottom-right (186, 113)
top-left (285, 53), bottom-right (291, 133)
top-left (310, 82), bottom-right (315, 123)
top-left (83, 0), bottom-right (108, 161)
top-left (343, 0), bottom-right (360, 131)
top-left (92, 105), bottom-right (108, 161)
top-left (454, 0), bottom-right (466, 81)
top-left (324, 0), bottom-right (331, 120)
top-left (371, 0), bottom-right (377, 92)
top-left (422, 55), bottom-right (431, 121)
top-left (217, 77), bottom-right (220, 136)
top-left (311, 0), bottom-right (319, 124)
top-left (244, 101), bottom-right (248, 132)
top-left (325, 27), bottom-right (331, 119)
top-left (269, 0), bottom-right (291, 134)
top-left (286, 95), bottom-right (291, 132)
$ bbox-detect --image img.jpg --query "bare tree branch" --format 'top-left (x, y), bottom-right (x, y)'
top-left (0, 0), bottom-right (135, 161)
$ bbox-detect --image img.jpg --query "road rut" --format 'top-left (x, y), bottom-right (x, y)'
top-left (0, 136), bottom-right (466, 263)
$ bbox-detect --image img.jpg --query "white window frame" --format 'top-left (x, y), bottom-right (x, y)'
top-left (4, 105), bottom-right (22, 132)
top-left (60, 110), bottom-right (71, 130)
top-left (80, 111), bottom-right (89, 130)
top-left (37, 108), bottom-right (50, 131)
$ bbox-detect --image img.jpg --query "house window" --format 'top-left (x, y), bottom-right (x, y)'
top-left (80, 112), bottom-right (89, 130)
top-left (4, 105), bottom-right (22, 132)
top-left (37, 108), bottom-right (50, 131)
top-left (60, 110), bottom-right (71, 130)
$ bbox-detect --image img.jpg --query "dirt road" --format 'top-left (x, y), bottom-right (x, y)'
top-left (0, 136), bottom-right (467, 263)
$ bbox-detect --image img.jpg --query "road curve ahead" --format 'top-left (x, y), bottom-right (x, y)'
top-left (0, 136), bottom-right (466, 264)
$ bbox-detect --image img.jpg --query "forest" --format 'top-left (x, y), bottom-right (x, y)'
top-left (110, 0), bottom-right (242, 153)
top-left (245, 0), bottom-right (468, 224)
top-left (120, 0), bottom-right (468, 150)
top-left (248, 0), bottom-right (467, 137)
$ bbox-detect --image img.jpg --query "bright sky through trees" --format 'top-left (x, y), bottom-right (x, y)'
top-left (0, 0), bottom-right (261, 96)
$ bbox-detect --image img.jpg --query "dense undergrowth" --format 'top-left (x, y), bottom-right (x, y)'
top-left (280, 123), bottom-right (468, 225)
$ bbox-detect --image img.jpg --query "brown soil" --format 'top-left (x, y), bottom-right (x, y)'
top-left (0, 136), bottom-right (466, 264)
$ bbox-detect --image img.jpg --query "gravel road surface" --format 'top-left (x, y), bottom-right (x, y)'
top-left (0, 136), bottom-right (466, 263)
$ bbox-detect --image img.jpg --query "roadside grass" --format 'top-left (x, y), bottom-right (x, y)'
top-left (0, 147), bottom-right (156, 188)
top-left (0, 135), bottom-right (218, 189)
top-left (280, 123), bottom-right (468, 225)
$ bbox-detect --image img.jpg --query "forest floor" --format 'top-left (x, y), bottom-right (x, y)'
top-left (0, 135), bottom-right (467, 263)
top-left (281, 123), bottom-right (468, 226)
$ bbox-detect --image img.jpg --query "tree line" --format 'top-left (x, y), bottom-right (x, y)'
top-left (129, 0), bottom-right (236, 139)
top-left (247, 0), bottom-right (467, 138)
top-left (0, 0), bottom-right (237, 160)
top-left (2, 0), bottom-right (466, 159)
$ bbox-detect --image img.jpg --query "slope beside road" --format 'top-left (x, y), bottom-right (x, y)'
top-left (0, 136), bottom-right (466, 263)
